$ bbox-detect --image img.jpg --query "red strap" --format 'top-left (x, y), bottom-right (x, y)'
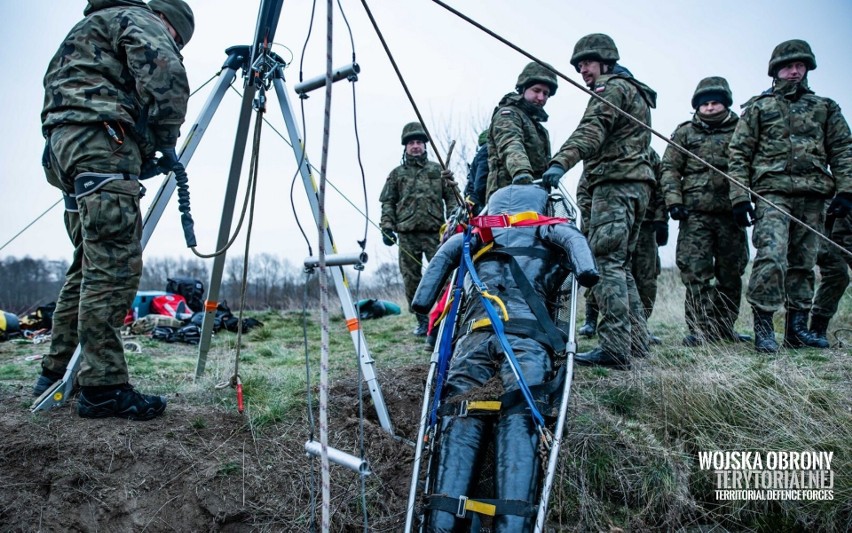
top-left (470, 212), bottom-right (568, 242)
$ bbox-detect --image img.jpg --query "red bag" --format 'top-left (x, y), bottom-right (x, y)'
top-left (150, 294), bottom-right (193, 320)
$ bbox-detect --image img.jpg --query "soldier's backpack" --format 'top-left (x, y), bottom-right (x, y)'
top-left (165, 277), bottom-right (204, 313)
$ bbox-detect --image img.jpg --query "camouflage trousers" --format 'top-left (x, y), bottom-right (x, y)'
top-left (585, 221), bottom-right (660, 320)
top-left (633, 222), bottom-right (661, 318)
top-left (42, 123), bottom-right (144, 387)
top-left (675, 212), bottom-right (748, 338)
top-left (811, 212), bottom-right (852, 318)
top-left (748, 193), bottom-right (824, 313)
top-left (398, 230), bottom-right (439, 311)
top-left (587, 181), bottom-right (651, 356)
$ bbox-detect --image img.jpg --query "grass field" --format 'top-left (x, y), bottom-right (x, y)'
top-left (1, 267), bottom-right (850, 531)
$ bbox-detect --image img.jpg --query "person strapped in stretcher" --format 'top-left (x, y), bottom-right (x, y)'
top-left (411, 182), bottom-right (599, 532)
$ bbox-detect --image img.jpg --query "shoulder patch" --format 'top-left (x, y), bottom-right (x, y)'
top-left (500, 110), bottom-right (513, 115)
top-left (594, 84), bottom-right (606, 93)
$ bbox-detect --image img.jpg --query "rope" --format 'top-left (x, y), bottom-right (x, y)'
top-left (318, 0), bottom-right (335, 529)
top-left (428, 0), bottom-right (852, 261)
top-left (335, 0), bottom-right (371, 528)
top-left (214, 105), bottom-right (264, 407)
top-left (359, 0), bottom-right (463, 207)
top-left (0, 199), bottom-right (61, 253)
top-left (301, 270), bottom-right (319, 530)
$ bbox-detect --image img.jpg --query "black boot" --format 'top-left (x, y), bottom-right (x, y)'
top-left (413, 313), bottom-right (429, 337)
top-left (753, 309), bottom-right (778, 354)
top-left (682, 333), bottom-right (705, 347)
top-left (809, 314), bottom-right (831, 347)
top-left (578, 301), bottom-right (598, 338)
top-left (575, 347), bottom-right (630, 370)
top-left (783, 310), bottom-right (828, 349)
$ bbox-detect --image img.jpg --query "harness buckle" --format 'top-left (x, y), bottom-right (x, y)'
top-left (456, 495), bottom-right (469, 518)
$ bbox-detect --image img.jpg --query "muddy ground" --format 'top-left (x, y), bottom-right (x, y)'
top-left (0, 365), bottom-right (429, 532)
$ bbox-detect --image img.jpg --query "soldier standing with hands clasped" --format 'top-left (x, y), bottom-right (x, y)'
top-left (380, 122), bottom-right (456, 337)
top-left (662, 76), bottom-right (750, 347)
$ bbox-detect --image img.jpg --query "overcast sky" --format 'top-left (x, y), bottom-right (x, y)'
top-left (2, 0), bottom-right (851, 274)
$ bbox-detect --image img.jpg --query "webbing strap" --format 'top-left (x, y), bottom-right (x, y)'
top-left (74, 172), bottom-right (138, 199)
top-left (62, 193), bottom-right (78, 212)
top-left (461, 237), bottom-right (546, 429)
top-left (489, 249), bottom-right (567, 353)
top-left (470, 211), bottom-right (567, 242)
top-left (437, 399), bottom-right (502, 417)
top-left (426, 494), bottom-right (536, 519)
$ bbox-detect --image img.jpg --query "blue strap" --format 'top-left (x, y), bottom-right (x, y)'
top-left (460, 237), bottom-right (547, 429)
top-left (430, 235), bottom-right (469, 427)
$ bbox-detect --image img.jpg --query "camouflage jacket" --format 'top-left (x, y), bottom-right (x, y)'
top-left (577, 148), bottom-right (665, 227)
top-left (728, 87), bottom-right (852, 205)
top-left (551, 74), bottom-right (657, 190)
top-left (42, 0), bottom-right (189, 151)
top-left (485, 93), bottom-right (551, 200)
top-left (661, 111), bottom-right (739, 213)
top-left (379, 154), bottom-right (454, 233)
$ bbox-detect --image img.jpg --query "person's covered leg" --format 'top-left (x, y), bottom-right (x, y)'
top-left (579, 182), bottom-right (649, 368)
top-left (494, 336), bottom-right (551, 532)
top-left (427, 332), bottom-right (495, 532)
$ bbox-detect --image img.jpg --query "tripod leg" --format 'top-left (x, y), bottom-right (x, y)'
top-left (268, 71), bottom-right (394, 433)
top-left (194, 82), bottom-right (259, 376)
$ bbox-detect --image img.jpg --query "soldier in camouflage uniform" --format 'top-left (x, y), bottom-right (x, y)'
top-left (809, 203), bottom-right (852, 345)
top-left (380, 122), bottom-right (456, 336)
top-left (578, 149), bottom-right (668, 346)
top-left (484, 62), bottom-right (557, 200)
top-left (728, 39), bottom-right (852, 353)
top-left (544, 34), bottom-right (657, 369)
top-left (34, 0), bottom-right (193, 421)
top-left (662, 77), bottom-right (750, 347)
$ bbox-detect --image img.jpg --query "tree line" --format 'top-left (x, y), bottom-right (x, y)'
top-left (0, 254), bottom-right (403, 315)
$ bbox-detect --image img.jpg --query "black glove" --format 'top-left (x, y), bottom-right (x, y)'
top-left (139, 147), bottom-right (180, 180)
top-left (668, 204), bottom-right (690, 221)
top-left (382, 230), bottom-right (397, 246)
top-left (653, 221), bottom-right (669, 246)
top-left (827, 193), bottom-right (852, 219)
top-left (541, 164), bottom-right (566, 188)
top-left (732, 201), bottom-right (756, 228)
top-left (512, 172), bottom-right (534, 185)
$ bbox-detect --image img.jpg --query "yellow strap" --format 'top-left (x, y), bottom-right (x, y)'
top-left (469, 317), bottom-right (492, 331)
top-left (506, 211), bottom-right (540, 225)
top-left (481, 291), bottom-right (509, 321)
top-left (472, 241), bottom-right (494, 262)
top-left (466, 400), bottom-right (502, 412)
top-left (465, 499), bottom-right (497, 517)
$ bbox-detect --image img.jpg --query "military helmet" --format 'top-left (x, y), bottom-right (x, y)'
top-left (570, 33), bottom-right (620, 72)
top-left (691, 76), bottom-right (733, 109)
top-left (401, 122), bottom-right (428, 145)
top-left (767, 39), bottom-right (816, 77)
top-left (149, 0), bottom-right (195, 48)
top-left (515, 62), bottom-right (558, 95)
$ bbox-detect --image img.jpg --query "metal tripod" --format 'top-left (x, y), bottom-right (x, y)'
top-left (32, 2), bottom-right (394, 434)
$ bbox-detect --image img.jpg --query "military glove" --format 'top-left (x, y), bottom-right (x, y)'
top-left (668, 204), bottom-right (690, 221)
top-left (732, 201), bottom-right (756, 228)
top-left (512, 173), bottom-right (534, 185)
top-left (653, 221), bottom-right (669, 246)
top-left (440, 168), bottom-right (456, 184)
top-left (139, 147), bottom-right (180, 180)
top-left (541, 164), bottom-right (566, 189)
top-left (156, 147), bottom-right (180, 173)
top-left (382, 230), bottom-right (397, 247)
top-left (827, 193), bottom-right (852, 219)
